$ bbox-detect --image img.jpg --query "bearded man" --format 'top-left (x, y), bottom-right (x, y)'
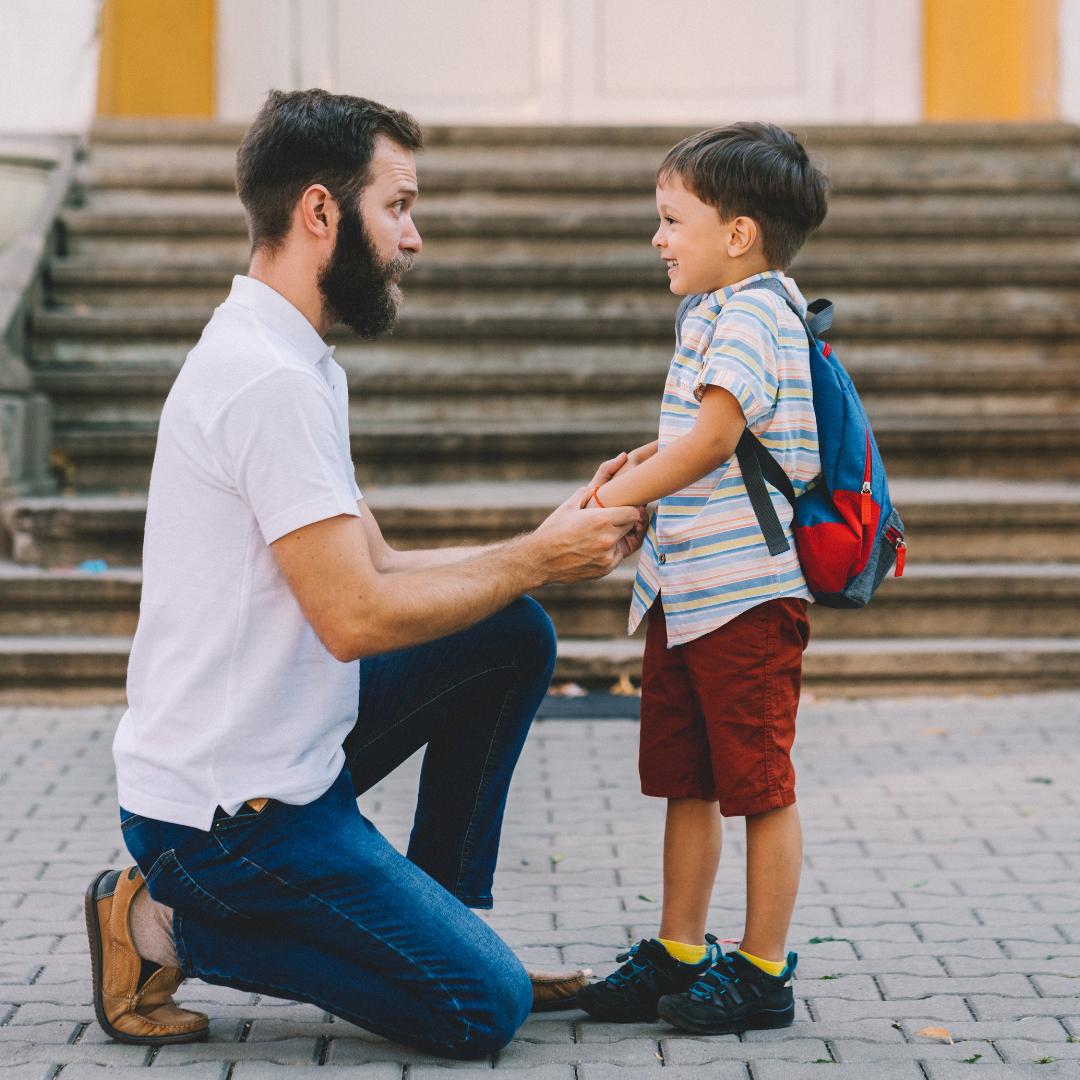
top-left (84, 90), bottom-right (643, 1059)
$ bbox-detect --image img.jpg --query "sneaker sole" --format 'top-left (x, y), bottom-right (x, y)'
top-left (656, 996), bottom-right (794, 1035)
top-left (84, 870), bottom-right (209, 1046)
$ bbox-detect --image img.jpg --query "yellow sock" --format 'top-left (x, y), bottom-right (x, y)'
top-left (737, 949), bottom-right (787, 977)
top-left (658, 938), bottom-right (708, 965)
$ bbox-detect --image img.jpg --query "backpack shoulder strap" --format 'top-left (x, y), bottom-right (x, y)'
top-left (730, 277), bottom-right (828, 557)
top-left (735, 427), bottom-right (797, 556)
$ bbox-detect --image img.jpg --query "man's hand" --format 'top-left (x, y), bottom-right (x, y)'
top-left (530, 489), bottom-right (643, 583)
top-left (583, 450), bottom-right (652, 557)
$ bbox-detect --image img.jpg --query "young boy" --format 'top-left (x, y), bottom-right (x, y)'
top-left (575, 123), bottom-right (829, 1035)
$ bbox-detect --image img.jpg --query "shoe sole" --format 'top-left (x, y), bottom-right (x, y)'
top-left (531, 994), bottom-right (583, 1012)
top-left (84, 870), bottom-right (209, 1045)
top-left (656, 996), bottom-right (794, 1035)
top-left (575, 993), bottom-right (659, 1023)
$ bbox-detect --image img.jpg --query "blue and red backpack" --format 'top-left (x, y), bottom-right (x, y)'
top-left (677, 278), bottom-right (906, 608)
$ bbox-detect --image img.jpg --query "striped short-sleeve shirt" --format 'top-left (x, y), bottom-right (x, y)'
top-left (629, 270), bottom-right (821, 646)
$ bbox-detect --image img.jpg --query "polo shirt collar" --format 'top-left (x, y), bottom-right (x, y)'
top-left (225, 275), bottom-right (334, 365)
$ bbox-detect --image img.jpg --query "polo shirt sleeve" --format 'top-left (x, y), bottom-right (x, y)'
top-left (211, 367), bottom-right (361, 545)
top-left (692, 292), bottom-right (781, 426)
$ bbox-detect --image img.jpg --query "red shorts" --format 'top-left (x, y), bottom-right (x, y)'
top-left (639, 598), bottom-right (809, 817)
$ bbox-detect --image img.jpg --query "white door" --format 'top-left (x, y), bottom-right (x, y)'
top-left (217, 0), bottom-right (921, 125)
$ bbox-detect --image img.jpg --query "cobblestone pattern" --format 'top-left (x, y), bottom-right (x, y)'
top-left (1, 693), bottom-right (1079, 1078)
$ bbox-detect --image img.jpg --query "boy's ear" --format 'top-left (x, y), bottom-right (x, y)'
top-left (726, 216), bottom-right (760, 258)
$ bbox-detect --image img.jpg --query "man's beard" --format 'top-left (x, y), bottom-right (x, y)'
top-left (317, 204), bottom-right (413, 340)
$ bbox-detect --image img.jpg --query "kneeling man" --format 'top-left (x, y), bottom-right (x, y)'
top-left (85, 89), bottom-right (642, 1059)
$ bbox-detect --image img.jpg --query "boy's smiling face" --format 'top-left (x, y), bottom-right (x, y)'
top-left (653, 173), bottom-right (770, 295)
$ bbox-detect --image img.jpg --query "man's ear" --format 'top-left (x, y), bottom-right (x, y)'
top-left (298, 184), bottom-right (335, 241)
top-left (727, 216), bottom-right (760, 258)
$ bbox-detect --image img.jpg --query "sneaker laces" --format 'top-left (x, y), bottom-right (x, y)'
top-left (688, 950), bottom-right (736, 1001)
top-left (605, 943), bottom-right (654, 992)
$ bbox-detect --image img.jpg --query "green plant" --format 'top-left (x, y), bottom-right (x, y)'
top-left (809, 936), bottom-right (849, 944)
top-left (961, 1054), bottom-right (982, 1064)
top-left (818, 974), bottom-right (842, 980)
top-left (1033, 1057), bottom-right (1062, 1064)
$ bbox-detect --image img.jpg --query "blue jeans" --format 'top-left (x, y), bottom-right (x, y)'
top-left (120, 597), bottom-right (556, 1059)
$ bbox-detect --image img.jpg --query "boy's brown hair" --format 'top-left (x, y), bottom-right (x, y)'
top-left (657, 122), bottom-right (829, 268)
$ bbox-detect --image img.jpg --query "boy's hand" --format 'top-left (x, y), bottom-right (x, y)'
top-left (583, 452), bottom-right (630, 501)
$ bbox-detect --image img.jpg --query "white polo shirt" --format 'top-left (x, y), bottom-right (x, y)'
top-left (113, 276), bottom-right (363, 831)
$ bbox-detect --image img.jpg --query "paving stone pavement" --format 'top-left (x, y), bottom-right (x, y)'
top-left (2, 693), bottom-right (1079, 1079)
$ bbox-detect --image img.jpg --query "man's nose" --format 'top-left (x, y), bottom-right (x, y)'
top-left (402, 214), bottom-right (422, 254)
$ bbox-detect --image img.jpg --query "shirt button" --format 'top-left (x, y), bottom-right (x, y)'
top-left (658, 553), bottom-right (666, 564)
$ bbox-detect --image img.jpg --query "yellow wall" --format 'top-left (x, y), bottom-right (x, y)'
top-left (97, 0), bottom-right (215, 117)
top-left (925, 0), bottom-right (1059, 120)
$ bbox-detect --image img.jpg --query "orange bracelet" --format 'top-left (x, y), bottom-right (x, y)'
top-left (591, 487), bottom-right (606, 508)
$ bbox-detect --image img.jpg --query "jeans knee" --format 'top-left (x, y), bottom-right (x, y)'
top-left (452, 960), bottom-right (531, 1058)
top-left (509, 596), bottom-right (557, 684)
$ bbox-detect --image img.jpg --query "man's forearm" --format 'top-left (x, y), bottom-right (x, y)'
top-left (340, 536), bottom-right (545, 659)
top-left (381, 543), bottom-right (500, 572)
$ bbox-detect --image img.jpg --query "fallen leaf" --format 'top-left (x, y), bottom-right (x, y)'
top-left (891, 1022), bottom-right (902, 1030)
top-left (906, 880), bottom-right (929, 888)
top-left (549, 682), bottom-right (587, 698)
top-left (610, 672), bottom-right (641, 697)
top-left (655, 1053), bottom-right (663, 1061)
top-left (916, 1027), bottom-right (953, 1044)
top-left (1021, 806), bottom-right (1035, 816)
top-left (549, 853), bottom-right (564, 864)
top-left (970, 727), bottom-right (983, 735)
top-left (637, 893), bottom-right (657, 902)
top-left (1055, 973), bottom-right (1080, 979)
top-left (924, 726), bottom-right (949, 736)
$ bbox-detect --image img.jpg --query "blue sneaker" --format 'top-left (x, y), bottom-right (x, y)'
top-left (657, 950), bottom-right (797, 1034)
top-left (577, 935), bottom-right (719, 1022)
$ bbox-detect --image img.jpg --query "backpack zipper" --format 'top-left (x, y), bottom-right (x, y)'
top-left (885, 526), bottom-right (906, 577)
top-left (860, 432), bottom-right (873, 527)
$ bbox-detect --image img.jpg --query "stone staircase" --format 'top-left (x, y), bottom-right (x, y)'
top-left (2, 119), bottom-right (1079, 700)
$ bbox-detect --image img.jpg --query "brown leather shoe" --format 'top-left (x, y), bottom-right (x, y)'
top-left (528, 967), bottom-right (590, 1012)
top-left (84, 867), bottom-right (209, 1044)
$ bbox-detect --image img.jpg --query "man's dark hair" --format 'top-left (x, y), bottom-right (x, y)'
top-left (236, 88), bottom-right (423, 255)
top-left (657, 122), bottom-right (829, 268)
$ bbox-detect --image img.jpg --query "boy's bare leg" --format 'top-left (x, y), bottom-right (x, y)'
top-left (740, 803), bottom-right (803, 961)
top-left (658, 797), bottom-right (722, 944)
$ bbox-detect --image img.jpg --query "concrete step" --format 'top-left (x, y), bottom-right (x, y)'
top-left (6, 480), bottom-right (1080, 567)
top-left (60, 192), bottom-right (1080, 246)
top-left (42, 411), bottom-right (1080, 490)
top-left (0, 635), bottom-right (131, 695)
top-left (32, 287), bottom-right (1080, 342)
top-left (556, 636), bottom-right (1080, 695)
top-left (2, 546), bottom-right (1078, 638)
top-left (541, 562), bottom-right (1080, 639)
top-left (80, 124), bottom-right (1080, 195)
top-left (2, 633), bottom-right (1077, 698)
top-left (31, 339), bottom-right (1080, 398)
top-left (0, 562), bottom-right (141, 636)
top-left (47, 237), bottom-right (1080, 301)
